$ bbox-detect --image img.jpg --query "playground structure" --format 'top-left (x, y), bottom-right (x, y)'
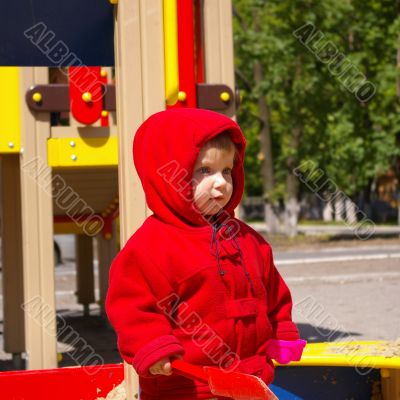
top-left (0, 0), bottom-right (399, 399)
top-left (0, 64), bottom-right (119, 369)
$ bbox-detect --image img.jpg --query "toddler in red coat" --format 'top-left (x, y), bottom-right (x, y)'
top-left (106, 108), bottom-right (305, 400)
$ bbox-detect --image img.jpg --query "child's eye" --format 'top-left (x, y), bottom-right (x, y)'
top-left (223, 168), bottom-right (232, 174)
top-left (199, 166), bottom-right (210, 174)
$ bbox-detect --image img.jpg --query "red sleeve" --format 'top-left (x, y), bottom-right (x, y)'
top-left (105, 246), bottom-right (184, 376)
top-left (263, 244), bottom-right (299, 341)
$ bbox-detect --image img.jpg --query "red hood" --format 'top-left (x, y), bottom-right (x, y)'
top-left (133, 108), bottom-right (246, 228)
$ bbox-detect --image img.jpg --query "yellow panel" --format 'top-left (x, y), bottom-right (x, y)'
top-left (275, 341), bottom-right (400, 370)
top-left (0, 68), bottom-right (21, 153)
top-left (47, 136), bottom-right (118, 167)
top-left (163, 0), bottom-right (179, 106)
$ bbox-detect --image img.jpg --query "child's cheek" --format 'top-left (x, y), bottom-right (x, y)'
top-left (226, 181), bottom-right (234, 200)
top-left (193, 186), bottom-right (209, 211)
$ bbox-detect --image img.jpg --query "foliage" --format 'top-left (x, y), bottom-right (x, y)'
top-left (233, 0), bottom-right (400, 200)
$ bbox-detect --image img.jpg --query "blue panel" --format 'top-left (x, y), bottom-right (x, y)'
top-left (271, 366), bottom-right (381, 400)
top-left (0, 0), bottom-right (114, 66)
top-left (269, 384), bottom-right (304, 400)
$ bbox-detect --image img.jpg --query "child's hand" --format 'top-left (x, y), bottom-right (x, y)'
top-left (149, 357), bottom-right (173, 376)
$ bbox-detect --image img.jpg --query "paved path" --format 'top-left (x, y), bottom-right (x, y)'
top-left (275, 244), bottom-right (400, 264)
top-left (250, 222), bottom-right (400, 237)
top-left (274, 246), bottom-right (400, 343)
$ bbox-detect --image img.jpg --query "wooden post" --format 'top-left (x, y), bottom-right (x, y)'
top-left (203, 0), bottom-right (236, 117)
top-left (19, 67), bottom-right (57, 369)
top-left (97, 222), bottom-right (117, 316)
top-left (75, 234), bottom-right (95, 316)
top-left (114, 0), bottom-right (165, 397)
top-left (381, 369), bottom-right (400, 400)
top-left (203, 0), bottom-right (240, 219)
top-left (0, 155), bottom-right (25, 369)
top-left (66, 68), bottom-right (98, 312)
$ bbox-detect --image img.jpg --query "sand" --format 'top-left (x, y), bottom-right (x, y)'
top-left (96, 381), bottom-right (127, 400)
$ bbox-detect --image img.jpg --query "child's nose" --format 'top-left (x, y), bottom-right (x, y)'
top-left (213, 174), bottom-right (227, 188)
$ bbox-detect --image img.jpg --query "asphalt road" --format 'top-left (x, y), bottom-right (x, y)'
top-left (274, 245), bottom-right (400, 343)
top-left (275, 244), bottom-right (400, 264)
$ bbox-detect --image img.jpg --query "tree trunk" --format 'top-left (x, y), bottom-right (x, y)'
top-left (253, 60), bottom-right (280, 233)
top-left (396, 0), bottom-right (400, 98)
top-left (284, 54), bottom-right (303, 237)
top-left (345, 198), bottom-right (358, 224)
top-left (252, 10), bottom-right (280, 234)
top-left (285, 125), bottom-right (302, 236)
top-left (323, 200), bottom-right (334, 221)
top-left (396, 2), bottom-right (400, 226)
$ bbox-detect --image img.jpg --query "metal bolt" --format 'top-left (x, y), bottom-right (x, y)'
top-left (8, 142), bottom-right (14, 148)
top-left (71, 154), bottom-right (77, 161)
top-left (70, 140), bottom-right (76, 147)
top-left (220, 91), bottom-right (230, 102)
top-left (81, 92), bottom-right (92, 103)
top-left (178, 91), bottom-right (187, 102)
top-left (32, 92), bottom-right (42, 103)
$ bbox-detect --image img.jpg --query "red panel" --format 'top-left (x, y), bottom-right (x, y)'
top-left (69, 66), bottom-right (103, 125)
top-left (0, 364), bottom-right (124, 400)
top-left (102, 215), bottom-right (114, 238)
top-left (170, 0), bottom-right (196, 109)
top-left (194, 0), bottom-right (204, 84)
top-left (100, 68), bottom-right (110, 127)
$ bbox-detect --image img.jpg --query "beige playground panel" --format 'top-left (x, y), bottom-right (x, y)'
top-left (0, 66), bottom-right (120, 370)
top-left (113, 0), bottom-right (237, 398)
top-left (113, 0), bottom-right (165, 397)
top-left (0, 67), bottom-right (57, 369)
top-left (0, 2), bottom-right (238, 397)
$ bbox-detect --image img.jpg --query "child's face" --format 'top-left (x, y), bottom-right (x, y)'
top-left (192, 145), bottom-right (235, 218)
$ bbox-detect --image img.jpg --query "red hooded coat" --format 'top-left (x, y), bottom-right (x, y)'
top-left (106, 108), bottom-right (299, 400)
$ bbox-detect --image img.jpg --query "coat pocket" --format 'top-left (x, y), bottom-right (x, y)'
top-left (225, 298), bottom-right (257, 319)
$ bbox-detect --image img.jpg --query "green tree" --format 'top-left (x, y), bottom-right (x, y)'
top-left (233, 0), bottom-right (400, 234)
